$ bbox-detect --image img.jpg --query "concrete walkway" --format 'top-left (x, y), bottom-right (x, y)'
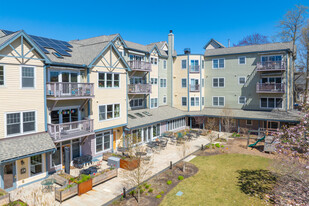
top-left (10, 133), bottom-right (211, 206)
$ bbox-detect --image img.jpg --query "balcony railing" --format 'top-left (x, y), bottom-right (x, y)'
top-left (48, 119), bottom-right (94, 142)
top-left (256, 83), bottom-right (285, 93)
top-left (190, 65), bottom-right (200, 73)
top-left (190, 84), bottom-right (200, 92)
top-left (128, 60), bottom-right (152, 72)
top-left (46, 82), bottom-right (94, 99)
top-left (128, 84), bottom-right (152, 94)
top-left (257, 61), bottom-right (286, 71)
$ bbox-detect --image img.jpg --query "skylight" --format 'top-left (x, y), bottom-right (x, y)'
top-left (128, 114), bottom-right (137, 119)
top-left (135, 113), bottom-right (145, 118)
top-left (142, 112), bottom-right (152, 116)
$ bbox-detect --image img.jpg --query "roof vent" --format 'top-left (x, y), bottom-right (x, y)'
top-left (184, 48), bottom-right (191, 54)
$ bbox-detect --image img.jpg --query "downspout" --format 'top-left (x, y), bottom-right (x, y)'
top-left (200, 55), bottom-right (202, 111)
top-left (285, 52), bottom-right (288, 111)
top-left (187, 55), bottom-right (190, 112)
top-left (87, 67), bottom-right (90, 118)
top-left (43, 65), bottom-right (47, 131)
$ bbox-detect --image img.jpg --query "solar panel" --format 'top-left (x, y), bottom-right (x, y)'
top-left (1, 30), bottom-right (73, 58)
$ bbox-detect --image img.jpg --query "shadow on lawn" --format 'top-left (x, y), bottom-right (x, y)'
top-left (237, 169), bottom-right (277, 200)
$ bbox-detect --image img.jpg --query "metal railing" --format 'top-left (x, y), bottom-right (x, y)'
top-left (128, 84), bottom-right (152, 94)
top-left (128, 60), bottom-right (152, 71)
top-left (257, 61), bottom-right (286, 71)
top-left (46, 82), bottom-right (94, 98)
top-left (190, 84), bottom-right (200, 92)
top-left (190, 65), bottom-right (200, 73)
top-left (256, 83), bottom-right (285, 93)
top-left (47, 119), bottom-right (94, 141)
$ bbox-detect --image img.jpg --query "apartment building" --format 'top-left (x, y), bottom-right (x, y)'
top-left (0, 29), bottom-right (300, 191)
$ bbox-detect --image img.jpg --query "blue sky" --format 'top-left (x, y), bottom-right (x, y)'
top-left (0, 0), bottom-right (308, 54)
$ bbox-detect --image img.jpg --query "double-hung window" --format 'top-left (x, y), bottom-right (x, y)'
top-left (239, 96), bottom-right (246, 104)
top-left (22, 67), bottom-right (34, 88)
top-left (0, 66), bottom-right (4, 86)
top-left (190, 97), bottom-right (199, 106)
top-left (181, 60), bottom-right (187, 69)
top-left (239, 56), bottom-right (246, 64)
top-left (98, 73), bottom-right (120, 88)
top-left (238, 77), bottom-right (246, 85)
top-left (151, 78), bottom-right (157, 85)
top-left (213, 78), bottom-right (224, 88)
top-left (150, 98), bottom-right (158, 108)
top-left (151, 57), bottom-right (158, 65)
top-left (160, 79), bottom-right (167, 88)
top-left (6, 111), bottom-right (36, 136)
top-left (163, 96), bottom-right (167, 104)
top-left (99, 104), bottom-right (120, 121)
top-left (213, 97), bottom-right (225, 107)
top-left (182, 97), bottom-right (187, 106)
top-left (181, 79), bottom-right (187, 88)
top-left (96, 131), bottom-right (111, 153)
top-left (212, 59), bottom-right (224, 69)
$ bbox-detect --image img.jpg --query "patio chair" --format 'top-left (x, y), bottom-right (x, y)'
top-left (160, 140), bottom-right (168, 150)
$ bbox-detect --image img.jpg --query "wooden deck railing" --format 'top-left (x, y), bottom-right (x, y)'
top-left (47, 119), bottom-right (94, 141)
top-left (128, 84), bottom-right (152, 94)
top-left (46, 82), bottom-right (94, 98)
top-left (128, 60), bottom-right (152, 71)
top-left (257, 61), bottom-right (286, 71)
top-left (256, 83), bottom-right (285, 93)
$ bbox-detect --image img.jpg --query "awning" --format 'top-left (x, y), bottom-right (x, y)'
top-left (0, 132), bottom-right (56, 163)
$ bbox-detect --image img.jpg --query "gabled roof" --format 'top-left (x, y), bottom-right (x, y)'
top-left (203, 38), bottom-right (225, 49)
top-left (204, 41), bottom-right (294, 57)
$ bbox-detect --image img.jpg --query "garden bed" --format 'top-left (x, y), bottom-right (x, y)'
top-left (55, 183), bottom-right (78, 203)
top-left (0, 188), bottom-right (10, 206)
top-left (54, 172), bottom-right (74, 186)
top-left (92, 168), bottom-right (118, 186)
top-left (110, 161), bottom-right (198, 206)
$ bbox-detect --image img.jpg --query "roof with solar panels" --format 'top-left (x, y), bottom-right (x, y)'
top-left (0, 29), bottom-right (168, 66)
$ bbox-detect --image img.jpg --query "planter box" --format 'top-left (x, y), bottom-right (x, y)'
top-left (55, 184), bottom-right (78, 203)
top-left (78, 179), bottom-right (92, 196)
top-left (0, 189), bottom-right (10, 206)
top-left (120, 159), bottom-right (140, 170)
top-left (54, 174), bottom-right (69, 186)
top-left (92, 169), bottom-right (118, 186)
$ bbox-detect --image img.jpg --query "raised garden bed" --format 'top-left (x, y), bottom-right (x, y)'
top-left (55, 183), bottom-right (78, 203)
top-left (0, 188), bottom-right (10, 206)
top-left (78, 179), bottom-right (92, 196)
top-left (92, 168), bottom-right (118, 186)
top-left (120, 158), bottom-right (140, 170)
top-left (54, 173), bottom-right (72, 186)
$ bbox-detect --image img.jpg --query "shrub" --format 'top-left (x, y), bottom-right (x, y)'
top-left (148, 188), bottom-right (153, 193)
top-left (156, 195), bottom-right (162, 199)
top-left (145, 184), bottom-right (150, 189)
top-left (205, 145), bottom-right (210, 149)
top-left (221, 145), bottom-right (225, 148)
top-left (129, 190), bottom-right (136, 195)
top-left (215, 143), bottom-right (221, 148)
top-left (139, 189), bottom-right (145, 194)
top-left (160, 191), bottom-right (164, 194)
top-left (143, 182), bottom-right (148, 187)
top-left (178, 176), bottom-right (184, 180)
top-left (76, 174), bottom-right (91, 184)
top-left (69, 177), bottom-right (75, 182)
top-left (167, 180), bottom-right (172, 185)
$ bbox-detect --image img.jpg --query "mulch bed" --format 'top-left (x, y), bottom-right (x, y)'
top-left (112, 161), bottom-right (198, 206)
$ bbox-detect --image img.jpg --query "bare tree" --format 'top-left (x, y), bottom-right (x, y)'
top-left (278, 4), bottom-right (308, 101)
top-left (300, 23), bottom-right (309, 102)
top-left (178, 139), bottom-right (190, 172)
top-left (233, 33), bottom-right (270, 46)
top-left (220, 106), bottom-right (235, 133)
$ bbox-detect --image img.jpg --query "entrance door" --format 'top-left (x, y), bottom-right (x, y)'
top-left (62, 145), bottom-right (71, 168)
top-left (4, 163), bottom-right (14, 189)
top-left (62, 72), bottom-right (78, 95)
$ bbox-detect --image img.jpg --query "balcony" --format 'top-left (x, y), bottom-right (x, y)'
top-left (128, 60), bottom-right (152, 72)
top-left (257, 61), bottom-right (286, 72)
top-left (190, 65), bottom-right (200, 73)
top-left (190, 84), bottom-right (200, 92)
top-left (48, 119), bottom-right (94, 142)
top-left (256, 83), bottom-right (285, 93)
top-left (46, 82), bottom-right (94, 100)
top-left (128, 84), bottom-right (152, 94)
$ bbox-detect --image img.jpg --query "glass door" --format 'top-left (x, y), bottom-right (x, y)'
top-left (62, 72), bottom-right (78, 95)
top-left (4, 163), bottom-right (14, 189)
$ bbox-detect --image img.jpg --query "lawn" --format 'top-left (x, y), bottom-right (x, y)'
top-left (160, 154), bottom-right (271, 206)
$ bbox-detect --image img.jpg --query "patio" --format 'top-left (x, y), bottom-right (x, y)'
top-left (8, 130), bottom-right (218, 206)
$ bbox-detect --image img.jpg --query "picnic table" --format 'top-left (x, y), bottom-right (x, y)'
top-left (41, 178), bottom-right (55, 192)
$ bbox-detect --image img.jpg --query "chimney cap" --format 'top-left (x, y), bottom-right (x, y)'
top-left (184, 48), bottom-right (191, 54)
top-left (169, 30), bottom-right (173, 33)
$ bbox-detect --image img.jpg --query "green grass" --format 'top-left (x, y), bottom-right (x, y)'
top-left (160, 154), bottom-right (271, 206)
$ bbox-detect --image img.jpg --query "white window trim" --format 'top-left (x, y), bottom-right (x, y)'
top-left (260, 97), bottom-right (283, 109)
top-left (98, 103), bottom-right (121, 122)
top-left (0, 64), bottom-right (5, 87)
top-left (260, 55), bottom-right (283, 62)
top-left (151, 78), bottom-right (158, 85)
top-left (212, 58), bottom-right (225, 69)
top-left (95, 130), bottom-right (113, 154)
top-left (5, 110), bottom-right (37, 138)
top-left (29, 154), bottom-right (44, 177)
top-left (212, 96), bottom-right (225, 107)
top-left (238, 76), bottom-right (246, 85)
top-left (163, 60), bottom-right (167, 69)
top-left (20, 66), bottom-right (36, 89)
top-left (212, 77), bottom-right (225, 88)
top-left (238, 56), bottom-right (246, 65)
top-left (160, 78), bottom-right (167, 88)
top-left (150, 98), bottom-right (158, 109)
top-left (246, 120), bottom-right (253, 126)
top-left (98, 72), bottom-right (121, 89)
top-left (130, 98), bottom-right (144, 109)
top-left (238, 96), bottom-right (246, 104)
top-left (181, 60), bottom-right (187, 69)
top-left (182, 97), bottom-right (187, 106)
top-left (181, 78), bottom-right (187, 88)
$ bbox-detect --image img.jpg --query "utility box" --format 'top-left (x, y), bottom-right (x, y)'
top-left (264, 136), bottom-right (276, 153)
top-left (107, 157), bottom-right (120, 169)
